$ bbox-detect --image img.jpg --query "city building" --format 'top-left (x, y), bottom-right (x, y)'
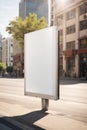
top-left (2, 37), bottom-right (13, 67)
top-left (13, 42), bottom-right (24, 77)
top-left (19, 0), bottom-right (51, 25)
top-left (0, 34), bottom-right (2, 62)
top-left (52, 0), bottom-right (87, 78)
top-left (0, 33), bottom-right (2, 46)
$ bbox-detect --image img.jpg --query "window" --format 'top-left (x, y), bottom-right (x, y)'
top-left (79, 2), bottom-right (87, 15)
top-left (66, 9), bottom-right (75, 20)
top-left (11, 60), bottom-right (13, 63)
top-left (66, 41), bottom-right (75, 50)
top-left (66, 25), bottom-right (75, 34)
top-left (80, 20), bottom-right (87, 30)
top-left (51, 14), bottom-right (53, 19)
top-left (58, 30), bottom-right (63, 44)
top-left (11, 56), bottom-right (13, 58)
top-left (11, 44), bottom-right (13, 46)
top-left (79, 39), bottom-right (87, 49)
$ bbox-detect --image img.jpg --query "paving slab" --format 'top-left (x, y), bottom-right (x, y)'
top-left (35, 111), bottom-right (87, 130)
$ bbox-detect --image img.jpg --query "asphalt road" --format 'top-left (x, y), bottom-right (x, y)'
top-left (60, 78), bottom-right (87, 104)
top-left (0, 78), bottom-right (87, 129)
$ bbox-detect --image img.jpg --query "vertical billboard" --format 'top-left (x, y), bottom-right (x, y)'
top-left (24, 26), bottom-right (59, 100)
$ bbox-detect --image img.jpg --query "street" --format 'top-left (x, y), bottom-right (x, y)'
top-left (60, 79), bottom-right (87, 104)
top-left (0, 78), bottom-right (87, 130)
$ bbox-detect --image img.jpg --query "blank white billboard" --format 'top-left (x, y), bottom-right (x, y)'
top-left (24, 26), bottom-right (59, 100)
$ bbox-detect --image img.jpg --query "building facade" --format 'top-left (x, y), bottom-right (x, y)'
top-left (19, 0), bottom-right (50, 25)
top-left (52, 0), bottom-right (87, 78)
top-left (2, 37), bottom-right (13, 67)
top-left (13, 42), bottom-right (24, 77)
top-left (0, 34), bottom-right (2, 62)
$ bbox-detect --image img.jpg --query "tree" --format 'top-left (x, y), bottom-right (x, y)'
top-left (0, 62), bottom-right (6, 77)
top-left (6, 13), bottom-right (47, 46)
top-left (6, 66), bottom-right (13, 74)
top-left (6, 13), bottom-right (47, 77)
top-left (0, 62), bottom-right (6, 72)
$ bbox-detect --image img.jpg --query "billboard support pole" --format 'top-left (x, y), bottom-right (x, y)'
top-left (41, 98), bottom-right (49, 111)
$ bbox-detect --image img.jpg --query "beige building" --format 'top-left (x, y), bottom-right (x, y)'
top-left (2, 37), bottom-right (13, 67)
top-left (13, 42), bottom-right (24, 77)
top-left (52, 0), bottom-right (87, 78)
top-left (0, 46), bottom-right (2, 62)
top-left (0, 34), bottom-right (2, 62)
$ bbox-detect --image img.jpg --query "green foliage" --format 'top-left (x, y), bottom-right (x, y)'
top-left (6, 66), bottom-right (13, 74)
top-left (6, 13), bottom-right (47, 46)
top-left (0, 62), bottom-right (6, 72)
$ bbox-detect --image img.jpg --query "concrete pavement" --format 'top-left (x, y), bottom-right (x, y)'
top-left (35, 111), bottom-right (87, 130)
top-left (0, 97), bottom-right (87, 130)
top-left (0, 78), bottom-right (87, 130)
top-left (0, 101), bottom-right (87, 130)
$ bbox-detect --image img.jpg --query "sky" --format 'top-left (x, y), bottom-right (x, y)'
top-left (0, 0), bottom-right (20, 38)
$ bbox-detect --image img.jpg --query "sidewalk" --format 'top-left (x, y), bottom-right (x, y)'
top-left (35, 110), bottom-right (87, 130)
top-left (0, 106), bottom-right (87, 130)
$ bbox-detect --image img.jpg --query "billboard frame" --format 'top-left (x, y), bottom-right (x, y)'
top-left (24, 26), bottom-right (59, 100)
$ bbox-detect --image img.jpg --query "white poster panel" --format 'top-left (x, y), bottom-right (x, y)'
top-left (24, 26), bottom-right (59, 100)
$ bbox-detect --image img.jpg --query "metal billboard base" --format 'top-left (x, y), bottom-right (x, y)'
top-left (41, 98), bottom-right (49, 111)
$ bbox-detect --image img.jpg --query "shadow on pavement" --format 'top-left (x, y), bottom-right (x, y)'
top-left (59, 78), bottom-right (87, 85)
top-left (0, 110), bottom-right (48, 130)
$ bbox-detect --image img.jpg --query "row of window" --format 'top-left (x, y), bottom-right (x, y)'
top-left (79, 2), bottom-right (87, 15)
top-left (58, 19), bottom-right (87, 36)
top-left (57, 2), bottom-right (87, 26)
top-left (59, 38), bottom-right (87, 50)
